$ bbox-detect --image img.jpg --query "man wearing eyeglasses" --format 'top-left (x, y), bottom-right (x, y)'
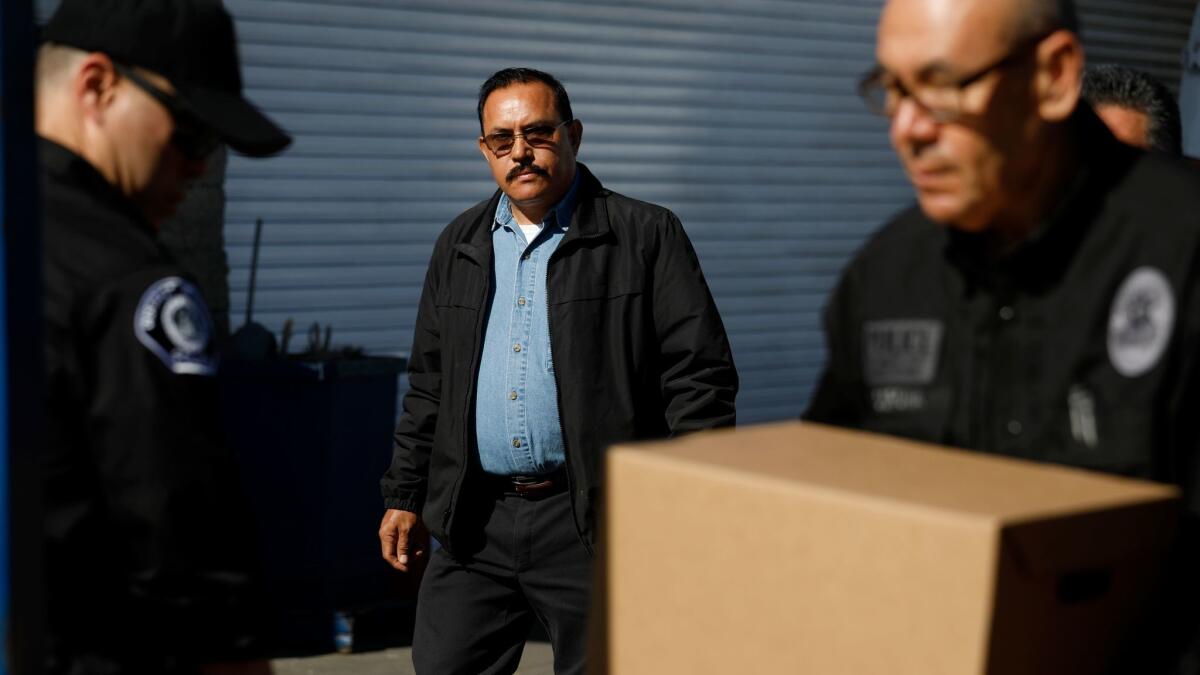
top-left (35, 0), bottom-right (289, 673)
top-left (379, 67), bottom-right (737, 674)
top-left (804, 0), bottom-right (1200, 669)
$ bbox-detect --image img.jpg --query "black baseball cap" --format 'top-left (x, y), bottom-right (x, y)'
top-left (43, 0), bottom-right (291, 157)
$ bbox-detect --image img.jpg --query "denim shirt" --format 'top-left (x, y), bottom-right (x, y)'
top-left (474, 173), bottom-right (580, 476)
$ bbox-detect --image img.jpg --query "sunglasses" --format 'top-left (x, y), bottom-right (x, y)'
top-left (114, 63), bottom-right (221, 161)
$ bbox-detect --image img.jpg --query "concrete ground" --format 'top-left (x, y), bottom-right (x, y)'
top-left (272, 642), bottom-right (554, 674)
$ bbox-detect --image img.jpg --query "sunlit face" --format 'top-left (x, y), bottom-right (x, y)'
top-left (106, 70), bottom-right (205, 226)
top-left (478, 82), bottom-right (581, 223)
top-left (878, 0), bottom-right (1042, 232)
top-left (1094, 104), bottom-right (1150, 149)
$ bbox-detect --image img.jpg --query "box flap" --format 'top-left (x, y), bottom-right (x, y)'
top-left (610, 421), bottom-right (1179, 525)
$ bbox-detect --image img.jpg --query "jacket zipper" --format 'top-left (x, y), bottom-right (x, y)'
top-left (546, 247), bottom-right (591, 556)
top-left (444, 249), bottom-right (490, 537)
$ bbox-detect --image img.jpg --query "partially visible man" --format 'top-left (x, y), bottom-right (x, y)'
top-left (805, 0), bottom-right (1199, 670)
top-left (379, 68), bottom-right (737, 674)
top-left (1083, 63), bottom-right (1181, 154)
top-left (36, 0), bottom-right (290, 672)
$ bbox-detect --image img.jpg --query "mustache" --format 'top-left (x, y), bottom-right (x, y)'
top-left (507, 164), bottom-right (549, 181)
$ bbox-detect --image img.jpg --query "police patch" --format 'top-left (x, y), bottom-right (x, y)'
top-left (863, 319), bottom-right (943, 386)
top-left (134, 277), bottom-right (217, 376)
top-left (1107, 267), bottom-right (1174, 378)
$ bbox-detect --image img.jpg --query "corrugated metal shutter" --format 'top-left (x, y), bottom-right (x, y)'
top-left (222, 0), bottom-right (903, 423)
top-left (1078, 0), bottom-right (1195, 93)
top-left (34, 0), bottom-right (1198, 423)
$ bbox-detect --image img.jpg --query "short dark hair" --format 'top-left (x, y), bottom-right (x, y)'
top-left (1082, 64), bottom-right (1182, 155)
top-left (477, 68), bottom-right (573, 132)
top-left (1013, 0), bottom-right (1079, 44)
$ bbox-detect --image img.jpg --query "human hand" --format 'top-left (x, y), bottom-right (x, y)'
top-left (379, 508), bottom-right (427, 572)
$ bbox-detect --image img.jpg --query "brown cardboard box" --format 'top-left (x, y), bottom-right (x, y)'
top-left (599, 421), bottom-right (1179, 674)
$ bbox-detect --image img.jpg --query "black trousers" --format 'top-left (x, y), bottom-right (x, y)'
top-left (412, 488), bottom-right (591, 675)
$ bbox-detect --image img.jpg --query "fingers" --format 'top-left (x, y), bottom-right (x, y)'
top-left (379, 510), bottom-right (424, 573)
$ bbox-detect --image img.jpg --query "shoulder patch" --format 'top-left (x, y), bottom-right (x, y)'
top-left (1108, 266), bottom-right (1175, 378)
top-left (134, 277), bottom-right (217, 376)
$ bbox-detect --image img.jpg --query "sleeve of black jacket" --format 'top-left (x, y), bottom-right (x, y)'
top-left (83, 271), bottom-right (263, 663)
top-left (380, 236), bottom-right (444, 513)
top-left (802, 261), bottom-right (865, 426)
top-left (651, 212), bottom-right (738, 432)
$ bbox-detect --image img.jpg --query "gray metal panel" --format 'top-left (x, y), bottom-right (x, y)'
top-left (33, 0), bottom-right (1197, 423)
top-left (224, 0), bottom-right (898, 424)
top-left (1078, 0), bottom-right (1195, 92)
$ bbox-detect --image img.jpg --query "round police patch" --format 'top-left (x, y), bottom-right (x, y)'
top-left (134, 277), bottom-right (217, 376)
top-left (1107, 267), bottom-right (1175, 378)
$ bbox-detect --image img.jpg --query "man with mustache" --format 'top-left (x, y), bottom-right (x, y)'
top-left (379, 67), bottom-right (737, 674)
top-left (36, 0), bottom-right (289, 672)
top-left (804, 0), bottom-right (1200, 669)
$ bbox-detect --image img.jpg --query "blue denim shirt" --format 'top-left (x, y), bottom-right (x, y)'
top-left (474, 173), bottom-right (580, 476)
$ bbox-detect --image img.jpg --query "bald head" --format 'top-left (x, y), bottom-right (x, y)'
top-left (875, 0), bottom-right (1085, 238)
top-left (880, 0), bottom-right (1077, 58)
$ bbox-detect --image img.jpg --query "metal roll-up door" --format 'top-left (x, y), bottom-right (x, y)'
top-left (33, 0), bottom-right (1198, 423)
top-left (1078, 0), bottom-right (1195, 92)
top-left (222, 0), bottom-right (905, 423)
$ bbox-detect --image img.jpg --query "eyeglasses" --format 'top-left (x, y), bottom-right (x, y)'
top-left (114, 63), bottom-right (221, 160)
top-left (858, 32), bottom-right (1051, 123)
top-left (482, 119), bottom-right (574, 157)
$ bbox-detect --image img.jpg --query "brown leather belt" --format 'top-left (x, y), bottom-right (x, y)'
top-left (483, 468), bottom-right (568, 499)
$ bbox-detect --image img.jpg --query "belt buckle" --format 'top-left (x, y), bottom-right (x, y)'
top-left (511, 474), bottom-right (552, 496)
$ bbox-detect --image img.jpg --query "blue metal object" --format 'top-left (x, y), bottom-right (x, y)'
top-left (2, 0), bottom-right (43, 671)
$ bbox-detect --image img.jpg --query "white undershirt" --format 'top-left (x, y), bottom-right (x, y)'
top-left (519, 222), bottom-right (542, 243)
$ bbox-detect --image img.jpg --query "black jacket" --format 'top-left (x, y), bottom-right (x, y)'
top-left (803, 108), bottom-right (1200, 672)
top-left (804, 108), bottom-right (1200, 511)
top-left (381, 164), bottom-right (737, 554)
top-left (41, 139), bottom-right (260, 673)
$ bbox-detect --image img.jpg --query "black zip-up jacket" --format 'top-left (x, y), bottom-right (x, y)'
top-left (381, 164), bottom-right (737, 554)
top-left (804, 107), bottom-right (1200, 510)
top-left (41, 139), bottom-right (261, 672)
top-left (803, 107), bottom-right (1200, 671)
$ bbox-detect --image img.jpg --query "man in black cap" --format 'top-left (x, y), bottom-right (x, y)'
top-left (36, 0), bottom-right (289, 672)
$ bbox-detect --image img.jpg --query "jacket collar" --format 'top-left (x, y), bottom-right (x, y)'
top-left (455, 162), bottom-right (611, 263)
top-left (39, 136), bottom-right (158, 239)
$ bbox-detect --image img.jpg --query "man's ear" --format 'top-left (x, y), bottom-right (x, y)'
top-left (1034, 29), bottom-right (1084, 122)
top-left (478, 134), bottom-right (491, 160)
top-left (568, 119), bottom-right (583, 154)
top-left (74, 52), bottom-right (119, 125)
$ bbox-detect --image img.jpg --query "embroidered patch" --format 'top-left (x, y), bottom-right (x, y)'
top-left (870, 387), bottom-right (927, 413)
top-left (1067, 385), bottom-right (1099, 449)
top-left (863, 319), bottom-right (943, 386)
top-left (1107, 267), bottom-right (1174, 378)
top-left (134, 277), bottom-right (217, 376)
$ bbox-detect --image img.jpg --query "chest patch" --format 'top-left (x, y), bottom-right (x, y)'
top-left (1107, 266), bottom-right (1174, 378)
top-left (863, 319), bottom-right (943, 386)
top-left (134, 277), bottom-right (217, 376)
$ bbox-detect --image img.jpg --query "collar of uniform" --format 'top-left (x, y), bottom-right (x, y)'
top-left (38, 136), bottom-right (157, 238)
top-left (943, 104), bottom-right (1128, 290)
top-left (492, 169), bottom-right (582, 233)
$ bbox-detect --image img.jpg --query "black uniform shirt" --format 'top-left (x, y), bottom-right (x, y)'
top-left (805, 108), bottom-right (1200, 514)
top-left (40, 138), bottom-right (257, 670)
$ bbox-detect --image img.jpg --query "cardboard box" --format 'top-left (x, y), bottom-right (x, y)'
top-left (599, 421), bottom-right (1179, 674)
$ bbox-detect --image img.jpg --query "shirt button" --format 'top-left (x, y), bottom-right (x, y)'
top-left (513, 343), bottom-right (522, 353)
top-left (518, 297), bottom-right (526, 306)
top-left (512, 438), bottom-right (522, 448)
top-left (509, 390), bottom-right (518, 400)
top-left (1007, 420), bottom-right (1023, 435)
top-left (998, 306), bottom-right (1015, 321)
